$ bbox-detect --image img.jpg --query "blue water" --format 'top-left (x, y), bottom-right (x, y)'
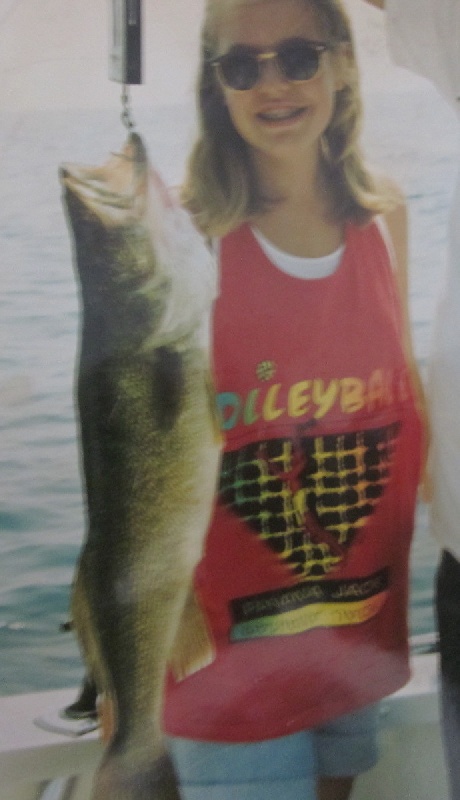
top-left (0, 87), bottom-right (458, 697)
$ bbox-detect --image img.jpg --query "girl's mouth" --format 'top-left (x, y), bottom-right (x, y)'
top-left (257, 107), bottom-right (306, 123)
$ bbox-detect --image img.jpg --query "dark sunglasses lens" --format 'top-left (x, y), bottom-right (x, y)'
top-left (279, 41), bottom-right (321, 81)
top-left (219, 51), bottom-right (259, 90)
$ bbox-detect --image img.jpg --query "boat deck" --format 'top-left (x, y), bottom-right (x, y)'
top-left (0, 652), bottom-right (448, 800)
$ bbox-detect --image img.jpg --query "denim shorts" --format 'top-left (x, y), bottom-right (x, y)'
top-left (168, 703), bottom-right (379, 800)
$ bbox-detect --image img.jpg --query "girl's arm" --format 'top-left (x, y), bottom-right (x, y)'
top-left (384, 200), bottom-right (431, 499)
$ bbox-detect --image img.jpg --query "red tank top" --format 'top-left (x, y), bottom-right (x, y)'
top-left (164, 221), bottom-right (423, 741)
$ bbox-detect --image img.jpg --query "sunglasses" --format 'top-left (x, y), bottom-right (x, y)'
top-left (211, 37), bottom-right (331, 92)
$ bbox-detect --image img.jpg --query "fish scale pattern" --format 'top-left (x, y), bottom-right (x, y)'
top-left (219, 422), bottom-right (401, 578)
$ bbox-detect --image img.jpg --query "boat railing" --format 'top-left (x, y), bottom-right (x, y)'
top-left (0, 636), bottom-right (448, 800)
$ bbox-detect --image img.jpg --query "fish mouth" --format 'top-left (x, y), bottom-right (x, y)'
top-left (60, 133), bottom-right (148, 220)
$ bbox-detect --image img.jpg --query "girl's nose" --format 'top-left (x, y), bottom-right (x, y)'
top-left (256, 53), bottom-right (287, 87)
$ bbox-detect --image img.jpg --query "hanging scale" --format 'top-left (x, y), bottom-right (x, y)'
top-left (109, 1), bottom-right (142, 129)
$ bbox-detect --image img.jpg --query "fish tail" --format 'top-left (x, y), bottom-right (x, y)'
top-left (92, 746), bottom-right (182, 800)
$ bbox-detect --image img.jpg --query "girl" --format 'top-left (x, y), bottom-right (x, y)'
top-left (164, 0), bottom-right (426, 798)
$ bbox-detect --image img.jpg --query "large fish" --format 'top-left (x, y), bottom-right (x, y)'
top-left (60, 133), bottom-right (220, 800)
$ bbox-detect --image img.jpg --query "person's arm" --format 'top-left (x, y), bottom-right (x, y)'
top-left (383, 200), bottom-right (431, 499)
top-left (363, 0), bottom-right (460, 97)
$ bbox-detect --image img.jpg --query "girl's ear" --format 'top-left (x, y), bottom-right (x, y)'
top-left (332, 42), bottom-right (354, 92)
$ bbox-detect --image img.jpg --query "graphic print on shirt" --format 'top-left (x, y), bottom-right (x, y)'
top-left (219, 421), bottom-right (401, 581)
top-left (219, 418), bottom-right (401, 640)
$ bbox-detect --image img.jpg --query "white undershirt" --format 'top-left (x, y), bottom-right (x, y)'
top-left (251, 226), bottom-right (344, 280)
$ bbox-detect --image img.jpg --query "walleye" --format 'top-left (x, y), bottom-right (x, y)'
top-left (60, 133), bottom-right (220, 800)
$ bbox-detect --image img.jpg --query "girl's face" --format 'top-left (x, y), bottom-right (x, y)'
top-left (214, 0), bottom-right (344, 173)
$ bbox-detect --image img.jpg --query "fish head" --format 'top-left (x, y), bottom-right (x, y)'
top-left (60, 133), bottom-right (217, 357)
top-left (60, 133), bottom-right (149, 224)
top-left (60, 132), bottom-right (156, 284)
top-left (60, 134), bottom-right (171, 353)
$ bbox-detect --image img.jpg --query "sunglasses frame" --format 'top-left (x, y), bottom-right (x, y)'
top-left (211, 37), bottom-right (332, 92)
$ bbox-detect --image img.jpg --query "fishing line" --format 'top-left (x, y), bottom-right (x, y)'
top-left (121, 84), bottom-right (136, 130)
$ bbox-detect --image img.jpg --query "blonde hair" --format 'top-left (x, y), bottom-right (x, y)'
top-left (182, 0), bottom-right (397, 237)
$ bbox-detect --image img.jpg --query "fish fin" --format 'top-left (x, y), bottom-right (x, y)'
top-left (71, 559), bottom-right (113, 706)
top-left (169, 589), bottom-right (215, 681)
top-left (62, 673), bottom-right (98, 719)
top-left (151, 347), bottom-right (184, 430)
top-left (97, 692), bottom-right (117, 744)
top-left (207, 369), bottom-right (224, 446)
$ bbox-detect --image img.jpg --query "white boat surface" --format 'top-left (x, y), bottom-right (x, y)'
top-left (0, 644), bottom-right (448, 800)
